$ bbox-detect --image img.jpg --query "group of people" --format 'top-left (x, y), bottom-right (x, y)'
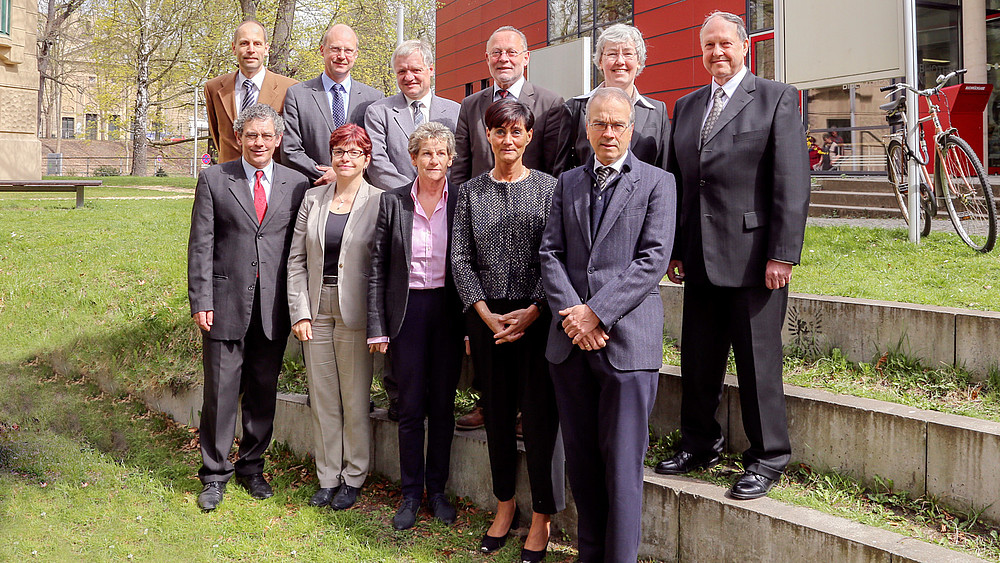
top-left (187, 9), bottom-right (810, 563)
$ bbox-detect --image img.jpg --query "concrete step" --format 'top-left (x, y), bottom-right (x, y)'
top-left (808, 203), bottom-right (902, 218)
top-left (815, 177), bottom-right (893, 193)
top-left (810, 189), bottom-right (900, 208)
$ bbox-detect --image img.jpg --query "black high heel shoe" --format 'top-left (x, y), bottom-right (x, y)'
top-left (480, 508), bottom-right (520, 554)
top-left (519, 539), bottom-right (549, 563)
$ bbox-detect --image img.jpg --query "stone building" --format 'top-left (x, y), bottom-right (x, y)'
top-left (0, 0), bottom-right (40, 180)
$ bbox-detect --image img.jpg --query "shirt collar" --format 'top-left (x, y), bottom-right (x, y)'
top-left (711, 65), bottom-right (747, 101)
top-left (590, 83), bottom-right (655, 109)
top-left (495, 76), bottom-right (525, 99)
top-left (410, 178), bottom-right (449, 205)
top-left (405, 90), bottom-right (434, 110)
top-left (321, 72), bottom-right (352, 94)
top-left (241, 157), bottom-right (275, 183)
top-left (238, 68), bottom-right (266, 91)
top-left (593, 150), bottom-right (630, 174)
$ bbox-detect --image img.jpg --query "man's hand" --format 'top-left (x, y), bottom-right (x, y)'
top-left (765, 260), bottom-right (793, 290)
top-left (369, 342), bottom-right (388, 354)
top-left (292, 319), bottom-right (313, 341)
top-left (494, 306), bottom-right (540, 343)
top-left (667, 259), bottom-right (685, 284)
top-left (314, 165), bottom-right (336, 186)
top-left (558, 304), bottom-right (600, 340)
top-left (193, 310), bottom-right (214, 332)
top-left (574, 327), bottom-right (609, 351)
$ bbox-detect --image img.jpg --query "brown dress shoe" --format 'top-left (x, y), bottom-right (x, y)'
top-left (456, 406), bottom-right (485, 430)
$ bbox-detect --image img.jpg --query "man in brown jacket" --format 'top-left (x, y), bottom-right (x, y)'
top-left (204, 20), bottom-right (297, 163)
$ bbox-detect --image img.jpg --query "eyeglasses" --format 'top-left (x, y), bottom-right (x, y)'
top-left (601, 50), bottom-right (638, 62)
top-left (488, 49), bottom-right (522, 60)
top-left (332, 148), bottom-right (365, 158)
top-left (243, 132), bottom-right (276, 141)
top-left (325, 47), bottom-right (356, 57)
top-left (587, 121), bottom-right (632, 135)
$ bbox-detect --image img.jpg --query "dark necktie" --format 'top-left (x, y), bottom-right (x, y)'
top-left (412, 100), bottom-right (424, 125)
top-left (241, 79), bottom-right (257, 114)
top-left (497, 89), bottom-right (509, 100)
top-left (253, 170), bottom-right (267, 223)
top-left (701, 87), bottom-right (726, 148)
top-left (595, 165), bottom-right (612, 191)
top-left (331, 83), bottom-right (346, 128)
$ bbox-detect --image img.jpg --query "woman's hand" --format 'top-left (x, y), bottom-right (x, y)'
top-left (369, 342), bottom-right (389, 354)
top-left (474, 301), bottom-right (505, 335)
top-left (292, 319), bottom-right (313, 341)
top-left (494, 305), bottom-right (540, 343)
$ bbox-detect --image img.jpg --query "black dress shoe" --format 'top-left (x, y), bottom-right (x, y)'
top-left (235, 473), bottom-right (273, 499)
top-left (197, 481), bottom-right (226, 511)
top-left (387, 398), bottom-right (400, 422)
top-left (428, 492), bottom-right (456, 525)
top-left (520, 541), bottom-right (549, 563)
top-left (654, 450), bottom-right (721, 475)
top-left (393, 497), bottom-right (421, 530)
top-left (308, 486), bottom-right (339, 507)
top-left (729, 471), bottom-right (778, 500)
top-left (331, 484), bottom-right (360, 510)
top-left (480, 508), bottom-right (520, 554)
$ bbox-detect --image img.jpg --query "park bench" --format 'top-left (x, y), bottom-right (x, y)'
top-left (0, 180), bottom-right (103, 208)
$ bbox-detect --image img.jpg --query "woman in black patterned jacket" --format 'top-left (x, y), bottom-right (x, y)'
top-left (451, 99), bottom-right (564, 563)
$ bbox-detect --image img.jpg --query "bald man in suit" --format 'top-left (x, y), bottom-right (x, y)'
top-left (204, 20), bottom-right (297, 164)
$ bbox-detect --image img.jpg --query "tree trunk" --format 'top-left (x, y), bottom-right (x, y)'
top-left (37, 0), bottom-right (56, 136)
top-left (130, 2), bottom-right (151, 176)
top-left (239, 0), bottom-right (258, 20)
top-left (268, 0), bottom-right (296, 77)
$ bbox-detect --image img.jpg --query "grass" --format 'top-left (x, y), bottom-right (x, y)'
top-left (43, 175), bottom-right (198, 189)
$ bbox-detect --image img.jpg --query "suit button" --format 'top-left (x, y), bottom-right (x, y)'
top-left (588, 267), bottom-right (594, 274)
top-left (248, 285), bottom-right (254, 291)
top-left (257, 234), bottom-right (263, 239)
top-left (252, 261), bottom-right (257, 266)
top-left (339, 263), bottom-right (344, 268)
top-left (699, 180), bottom-right (706, 186)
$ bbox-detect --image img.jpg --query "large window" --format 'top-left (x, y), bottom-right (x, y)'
top-left (0, 0), bottom-right (10, 37)
top-left (986, 14), bottom-right (1000, 172)
top-left (917, 4), bottom-right (962, 89)
top-left (548, 0), bottom-right (633, 47)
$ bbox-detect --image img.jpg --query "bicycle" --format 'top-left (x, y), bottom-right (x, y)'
top-left (880, 69), bottom-right (996, 252)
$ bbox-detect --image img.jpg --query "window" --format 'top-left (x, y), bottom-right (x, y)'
top-left (547, 0), bottom-right (633, 47)
top-left (0, 0), bottom-right (10, 37)
top-left (61, 117), bottom-right (75, 139)
top-left (108, 115), bottom-right (122, 141)
top-left (747, 0), bottom-right (773, 33)
top-left (85, 114), bottom-right (98, 140)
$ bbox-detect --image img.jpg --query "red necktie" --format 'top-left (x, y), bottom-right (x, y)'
top-left (253, 169), bottom-right (267, 223)
top-left (498, 89), bottom-right (509, 99)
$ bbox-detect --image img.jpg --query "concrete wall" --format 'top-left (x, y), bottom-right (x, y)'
top-left (0, 0), bottom-right (41, 180)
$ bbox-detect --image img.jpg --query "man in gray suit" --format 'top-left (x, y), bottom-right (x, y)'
top-left (655, 11), bottom-right (810, 501)
top-left (540, 87), bottom-right (675, 563)
top-left (188, 103), bottom-right (309, 511)
top-left (365, 40), bottom-right (460, 191)
top-left (451, 25), bottom-right (564, 187)
top-left (281, 23), bottom-right (384, 184)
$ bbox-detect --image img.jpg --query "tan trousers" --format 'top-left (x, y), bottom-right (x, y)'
top-left (303, 284), bottom-right (373, 488)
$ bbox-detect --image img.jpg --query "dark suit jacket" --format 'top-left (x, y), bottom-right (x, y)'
top-left (204, 70), bottom-right (298, 164)
top-left (553, 90), bottom-right (670, 176)
top-left (367, 183), bottom-right (462, 339)
top-left (280, 74), bottom-right (385, 181)
top-left (539, 154), bottom-right (676, 371)
top-left (364, 93), bottom-right (461, 190)
top-left (451, 81), bottom-right (564, 186)
top-left (666, 72), bottom-right (810, 288)
top-left (188, 159), bottom-right (309, 341)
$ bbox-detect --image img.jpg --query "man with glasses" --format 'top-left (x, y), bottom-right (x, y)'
top-left (281, 23), bottom-right (383, 185)
top-left (188, 103), bottom-right (309, 512)
top-left (204, 20), bottom-right (297, 164)
top-left (540, 87), bottom-right (675, 562)
top-left (451, 25), bottom-right (564, 188)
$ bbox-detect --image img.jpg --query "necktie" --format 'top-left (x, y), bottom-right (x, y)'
top-left (253, 170), bottom-right (267, 223)
top-left (595, 166), bottom-right (612, 191)
top-left (241, 79), bottom-right (257, 114)
top-left (331, 83), bottom-right (346, 128)
top-left (497, 89), bottom-right (509, 100)
top-left (412, 100), bottom-right (424, 126)
top-left (701, 87), bottom-right (726, 148)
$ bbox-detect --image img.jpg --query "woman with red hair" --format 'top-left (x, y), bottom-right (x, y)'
top-left (287, 123), bottom-right (383, 510)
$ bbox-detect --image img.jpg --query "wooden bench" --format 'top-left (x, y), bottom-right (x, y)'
top-left (0, 180), bottom-right (103, 208)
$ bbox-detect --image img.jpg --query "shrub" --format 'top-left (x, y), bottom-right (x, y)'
top-left (94, 165), bottom-right (121, 177)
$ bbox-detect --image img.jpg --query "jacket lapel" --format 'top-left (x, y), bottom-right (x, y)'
top-left (257, 71), bottom-right (278, 107)
top-left (310, 77), bottom-right (335, 130)
top-left (703, 73), bottom-right (755, 147)
top-left (220, 72), bottom-right (238, 126)
top-left (341, 182), bottom-right (374, 261)
top-left (592, 166), bottom-right (636, 249)
top-left (315, 184), bottom-right (336, 255)
top-left (226, 161), bottom-right (258, 225)
top-left (399, 189), bottom-right (415, 267)
top-left (572, 166), bottom-right (593, 251)
top-left (260, 165), bottom-right (289, 229)
top-left (391, 94), bottom-right (414, 136)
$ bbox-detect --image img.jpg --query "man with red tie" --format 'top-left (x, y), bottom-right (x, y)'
top-left (188, 103), bottom-right (309, 511)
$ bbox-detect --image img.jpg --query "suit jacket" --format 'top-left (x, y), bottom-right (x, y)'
top-left (553, 90), bottom-right (670, 176)
top-left (204, 70), bottom-right (298, 163)
top-left (281, 75), bottom-right (385, 181)
top-left (451, 81), bottom-right (564, 186)
top-left (187, 159), bottom-right (309, 341)
top-left (666, 72), bottom-right (810, 287)
top-left (539, 153), bottom-right (676, 371)
top-left (286, 180), bottom-right (383, 330)
top-left (364, 93), bottom-right (461, 190)
top-left (366, 183), bottom-right (462, 339)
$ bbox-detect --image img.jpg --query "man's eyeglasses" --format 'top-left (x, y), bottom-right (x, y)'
top-left (489, 49), bottom-right (522, 60)
top-left (587, 121), bottom-right (632, 135)
top-left (326, 47), bottom-right (356, 57)
top-left (243, 132), bottom-right (276, 141)
top-left (332, 148), bottom-right (365, 158)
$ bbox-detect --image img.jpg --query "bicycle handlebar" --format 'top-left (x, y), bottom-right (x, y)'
top-left (881, 69), bottom-right (967, 98)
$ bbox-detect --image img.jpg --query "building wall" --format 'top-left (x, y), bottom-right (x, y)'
top-left (0, 0), bottom-right (41, 180)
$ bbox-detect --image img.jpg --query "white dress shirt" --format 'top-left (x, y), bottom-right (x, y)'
top-left (321, 73), bottom-right (354, 118)
top-left (241, 157), bottom-right (275, 203)
top-left (235, 68), bottom-right (267, 116)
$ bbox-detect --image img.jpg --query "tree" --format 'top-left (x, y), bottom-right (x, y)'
top-left (36, 0), bottom-right (86, 137)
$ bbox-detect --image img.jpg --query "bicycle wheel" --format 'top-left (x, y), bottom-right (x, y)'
top-left (886, 140), bottom-right (931, 237)
top-left (937, 135), bottom-right (996, 252)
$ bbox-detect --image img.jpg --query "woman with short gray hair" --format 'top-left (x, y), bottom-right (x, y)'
top-left (553, 23), bottom-right (670, 175)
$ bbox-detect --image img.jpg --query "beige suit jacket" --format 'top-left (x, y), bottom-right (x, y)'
top-left (287, 180), bottom-right (382, 330)
top-left (204, 69), bottom-right (298, 163)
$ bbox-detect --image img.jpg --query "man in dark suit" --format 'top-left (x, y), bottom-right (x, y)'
top-left (188, 103), bottom-right (309, 511)
top-left (204, 20), bottom-right (297, 164)
top-left (451, 25), bottom-right (564, 187)
top-left (365, 40), bottom-right (460, 191)
top-left (655, 11), bottom-right (810, 501)
top-left (281, 23), bottom-right (384, 184)
top-left (540, 87), bottom-right (675, 562)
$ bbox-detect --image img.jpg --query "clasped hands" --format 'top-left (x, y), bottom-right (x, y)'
top-left (477, 301), bottom-right (540, 344)
top-left (559, 304), bottom-right (608, 351)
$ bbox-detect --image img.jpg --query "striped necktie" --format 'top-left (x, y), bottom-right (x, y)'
top-left (240, 79), bottom-right (257, 114)
top-left (412, 101), bottom-right (424, 125)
